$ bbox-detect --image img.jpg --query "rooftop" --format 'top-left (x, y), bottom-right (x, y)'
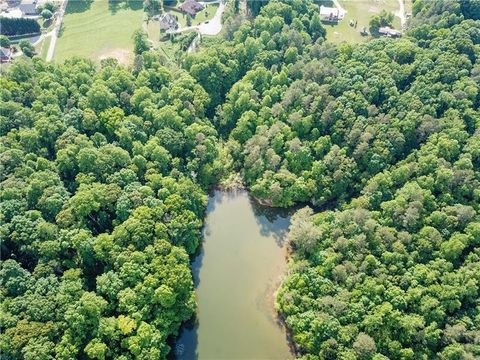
top-left (378, 26), bottom-right (402, 37)
top-left (159, 13), bottom-right (178, 31)
top-left (178, 0), bottom-right (204, 17)
top-left (19, 1), bottom-right (38, 15)
top-left (319, 5), bottom-right (341, 22)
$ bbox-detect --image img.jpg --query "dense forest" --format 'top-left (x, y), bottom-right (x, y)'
top-left (1, 0), bottom-right (480, 359)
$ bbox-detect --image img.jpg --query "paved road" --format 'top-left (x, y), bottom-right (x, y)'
top-left (46, 0), bottom-right (68, 62)
top-left (197, 1), bottom-right (225, 35)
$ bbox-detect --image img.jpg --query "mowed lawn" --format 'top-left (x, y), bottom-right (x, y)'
top-left (54, 0), bottom-right (144, 64)
top-left (324, 0), bottom-right (402, 44)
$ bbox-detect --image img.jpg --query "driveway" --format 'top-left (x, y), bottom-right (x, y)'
top-left (46, 0), bottom-right (68, 62)
top-left (197, 1), bottom-right (225, 35)
top-left (395, 0), bottom-right (406, 29)
top-left (173, 1), bottom-right (226, 36)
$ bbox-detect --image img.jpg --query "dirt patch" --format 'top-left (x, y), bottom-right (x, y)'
top-left (368, 6), bottom-right (380, 13)
top-left (97, 48), bottom-right (132, 66)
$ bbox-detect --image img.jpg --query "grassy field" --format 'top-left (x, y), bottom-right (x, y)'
top-left (324, 0), bottom-right (403, 44)
top-left (34, 35), bottom-right (52, 60)
top-left (147, 20), bottom-right (162, 45)
top-left (157, 40), bottom-right (181, 62)
top-left (54, 0), bottom-right (144, 64)
top-left (40, 36), bottom-right (52, 60)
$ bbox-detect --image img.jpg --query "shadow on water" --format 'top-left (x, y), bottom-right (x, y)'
top-left (250, 197), bottom-right (294, 247)
top-left (170, 189), bottom-right (295, 360)
top-left (170, 244), bottom-right (204, 359)
top-left (170, 316), bottom-right (199, 360)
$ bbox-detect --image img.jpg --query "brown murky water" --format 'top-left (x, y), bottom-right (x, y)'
top-left (175, 190), bottom-right (293, 359)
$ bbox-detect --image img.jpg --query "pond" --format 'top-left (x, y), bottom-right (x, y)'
top-left (174, 190), bottom-right (294, 359)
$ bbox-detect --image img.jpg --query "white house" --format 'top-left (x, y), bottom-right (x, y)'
top-left (319, 5), bottom-right (341, 22)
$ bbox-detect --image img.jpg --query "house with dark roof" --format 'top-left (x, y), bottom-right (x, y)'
top-left (159, 13), bottom-right (178, 32)
top-left (178, 0), bottom-right (204, 17)
top-left (0, 47), bottom-right (13, 63)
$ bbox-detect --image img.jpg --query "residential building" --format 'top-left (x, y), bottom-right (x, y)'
top-left (178, 0), bottom-right (204, 17)
top-left (19, 0), bottom-right (38, 16)
top-left (319, 5), bottom-right (340, 22)
top-left (159, 13), bottom-right (178, 32)
top-left (378, 26), bottom-right (402, 37)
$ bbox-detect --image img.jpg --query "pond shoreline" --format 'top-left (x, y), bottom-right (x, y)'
top-left (172, 189), bottom-right (295, 359)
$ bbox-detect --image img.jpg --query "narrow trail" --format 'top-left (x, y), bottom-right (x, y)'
top-left (396, 0), bottom-right (407, 30)
top-left (187, 33), bottom-right (201, 54)
top-left (46, 0), bottom-right (68, 62)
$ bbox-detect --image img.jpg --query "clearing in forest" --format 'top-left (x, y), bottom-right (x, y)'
top-left (54, 0), bottom-right (144, 63)
top-left (323, 0), bottom-right (404, 44)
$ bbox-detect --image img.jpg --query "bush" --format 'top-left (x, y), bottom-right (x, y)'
top-left (19, 39), bottom-right (35, 57)
top-left (0, 35), bottom-right (10, 48)
top-left (41, 9), bottom-right (53, 20)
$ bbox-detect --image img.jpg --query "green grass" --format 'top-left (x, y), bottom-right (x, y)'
top-left (146, 19), bottom-right (191, 64)
top-left (191, 3), bottom-right (218, 25)
top-left (147, 20), bottom-right (161, 45)
top-left (164, 3), bottom-right (218, 27)
top-left (54, 0), bottom-right (144, 64)
top-left (164, 7), bottom-right (188, 27)
top-left (39, 36), bottom-right (51, 60)
top-left (324, 0), bottom-right (403, 44)
top-left (158, 40), bottom-right (181, 61)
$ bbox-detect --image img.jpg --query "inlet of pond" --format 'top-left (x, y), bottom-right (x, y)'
top-left (174, 190), bottom-right (294, 359)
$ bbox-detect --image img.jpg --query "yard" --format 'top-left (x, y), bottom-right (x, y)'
top-left (323, 0), bottom-right (404, 44)
top-left (146, 20), bottom-right (196, 65)
top-left (163, 7), bottom-right (188, 27)
top-left (191, 3), bottom-right (218, 26)
top-left (145, 1), bottom-right (219, 63)
top-left (54, 0), bottom-right (144, 64)
top-left (35, 35), bottom-right (51, 60)
top-left (163, 2), bottom-right (218, 28)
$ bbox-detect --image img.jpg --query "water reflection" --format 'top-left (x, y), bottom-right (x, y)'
top-left (174, 190), bottom-right (293, 360)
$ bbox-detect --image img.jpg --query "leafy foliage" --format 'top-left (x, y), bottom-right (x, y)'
top-left (0, 17), bottom-right (41, 36)
top-left (2, 0), bottom-right (480, 359)
top-left (271, 3), bottom-right (480, 359)
top-left (0, 54), bottom-right (221, 359)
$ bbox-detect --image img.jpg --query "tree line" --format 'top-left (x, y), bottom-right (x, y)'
top-left (0, 18), bottom-right (41, 37)
top-left (1, 0), bottom-right (480, 359)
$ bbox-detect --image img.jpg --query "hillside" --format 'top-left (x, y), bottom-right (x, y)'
top-left (1, 0), bottom-right (480, 359)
